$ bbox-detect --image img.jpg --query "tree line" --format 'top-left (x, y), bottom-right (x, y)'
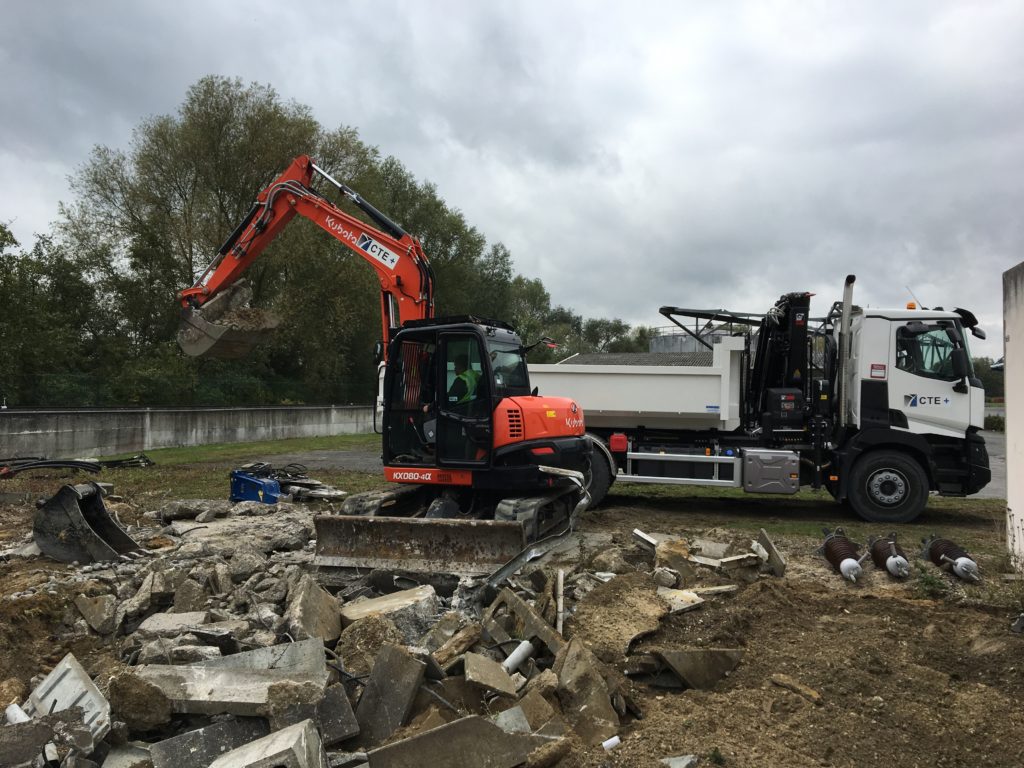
top-left (0, 77), bottom-right (651, 407)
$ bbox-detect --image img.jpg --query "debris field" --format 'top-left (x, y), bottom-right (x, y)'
top-left (0, 485), bottom-right (1022, 768)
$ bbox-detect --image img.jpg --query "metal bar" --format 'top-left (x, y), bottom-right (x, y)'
top-left (615, 473), bottom-right (742, 488)
top-left (624, 452), bottom-right (740, 465)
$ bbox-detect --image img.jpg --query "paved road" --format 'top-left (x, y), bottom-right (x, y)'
top-left (262, 430), bottom-right (1007, 499)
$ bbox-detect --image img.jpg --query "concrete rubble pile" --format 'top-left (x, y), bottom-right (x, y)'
top-left (1, 497), bottom-right (787, 767)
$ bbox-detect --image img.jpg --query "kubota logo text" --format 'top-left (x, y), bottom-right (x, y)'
top-left (324, 216), bottom-right (358, 245)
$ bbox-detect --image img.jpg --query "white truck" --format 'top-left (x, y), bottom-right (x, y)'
top-left (530, 276), bottom-right (991, 522)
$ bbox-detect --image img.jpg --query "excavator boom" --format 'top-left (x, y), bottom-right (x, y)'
top-left (178, 155), bottom-right (433, 359)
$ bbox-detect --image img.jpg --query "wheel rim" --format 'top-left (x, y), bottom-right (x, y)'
top-left (866, 468), bottom-right (907, 507)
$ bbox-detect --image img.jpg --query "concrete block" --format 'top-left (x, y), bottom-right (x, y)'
top-left (99, 743), bottom-right (152, 768)
top-left (493, 706), bottom-right (531, 734)
top-left (552, 638), bottom-right (619, 746)
top-left (431, 623), bottom-right (481, 670)
top-left (364, 715), bottom-right (551, 768)
top-left (23, 653), bottom-right (110, 740)
top-left (130, 639), bottom-right (329, 718)
top-left (173, 579), bottom-right (208, 613)
top-left (210, 562), bottom-right (234, 595)
top-left (656, 587), bottom-right (705, 615)
top-left (169, 645), bottom-right (223, 663)
top-left (692, 538), bottom-right (730, 559)
top-left (208, 719), bottom-right (328, 768)
top-left (758, 528), bottom-right (787, 577)
top-left (340, 586), bottom-right (438, 643)
top-left (355, 644), bottom-right (426, 747)
top-left (463, 653), bottom-right (516, 697)
top-left (655, 649), bottom-right (744, 690)
top-left (229, 549), bottom-right (268, 582)
top-left (74, 593), bottom-right (118, 634)
top-left (655, 539), bottom-right (697, 585)
top-left (150, 718), bottom-right (271, 768)
top-left (285, 575), bottom-right (341, 643)
top-left (135, 611), bottom-right (210, 638)
top-left (0, 710), bottom-right (94, 766)
top-left (318, 684), bottom-right (360, 746)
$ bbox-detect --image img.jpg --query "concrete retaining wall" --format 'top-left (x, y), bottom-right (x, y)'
top-left (0, 406), bottom-right (375, 458)
top-left (1005, 262), bottom-right (1023, 569)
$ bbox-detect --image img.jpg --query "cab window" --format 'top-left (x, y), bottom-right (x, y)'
top-left (895, 324), bottom-right (970, 382)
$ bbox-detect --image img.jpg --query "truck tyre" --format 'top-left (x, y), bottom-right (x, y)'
top-left (585, 451), bottom-right (613, 508)
top-left (847, 449), bottom-right (928, 523)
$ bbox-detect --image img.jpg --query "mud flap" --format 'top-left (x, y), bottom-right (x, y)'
top-left (33, 483), bottom-right (144, 564)
top-left (177, 281), bottom-right (279, 359)
top-left (314, 516), bottom-right (526, 578)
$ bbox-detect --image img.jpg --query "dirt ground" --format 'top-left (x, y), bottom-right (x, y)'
top-left (0, 468), bottom-right (1021, 768)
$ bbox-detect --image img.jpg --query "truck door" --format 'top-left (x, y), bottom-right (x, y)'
top-left (890, 321), bottom-right (976, 436)
top-left (436, 333), bottom-right (493, 467)
top-left (383, 331), bottom-right (438, 466)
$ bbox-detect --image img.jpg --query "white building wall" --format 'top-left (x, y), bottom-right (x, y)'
top-left (1004, 262), bottom-right (1024, 568)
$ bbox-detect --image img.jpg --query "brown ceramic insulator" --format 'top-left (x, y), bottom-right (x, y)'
top-left (824, 532), bottom-right (859, 572)
top-left (927, 538), bottom-right (969, 566)
top-left (870, 536), bottom-right (906, 569)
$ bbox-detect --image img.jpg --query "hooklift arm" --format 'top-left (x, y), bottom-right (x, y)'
top-left (178, 155), bottom-right (434, 353)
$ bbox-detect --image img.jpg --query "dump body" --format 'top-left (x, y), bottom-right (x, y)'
top-left (529, 337), bottom-right (744, 431)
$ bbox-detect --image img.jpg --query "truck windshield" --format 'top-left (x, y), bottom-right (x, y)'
top-left (895, 321), bottom-right (973, 381)
top-left (487, 341), bottom-right (531, 396)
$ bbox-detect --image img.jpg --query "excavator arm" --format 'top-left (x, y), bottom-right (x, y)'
top-left (177, 155), bottom-right (434, 359)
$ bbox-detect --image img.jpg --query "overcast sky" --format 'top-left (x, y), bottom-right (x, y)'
top-left (2, 1), bottom-right (1021, 357)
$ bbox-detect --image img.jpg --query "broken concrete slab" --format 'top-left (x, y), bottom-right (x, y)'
top-left (127, 639), bottom-right (329, 718)
top-left (656, 587), bottom-right (705, 615)
top-left (335, 615), bottom-right (406, 679)
top-left (23, 653), bottom-right (110, 740)
top-left (285, 574), bottom-right (341, 643)
top-left (173, 578), bottom-right (208, 613)
top-left (482, 589), bottom-right (565, 657)
top-left (568, 572), bottom-right (666, 662)
top-left (718, 553), bottom-right (761, 570)
top-left (518, 689), bottom-right (556, 731)
top-left (553, 638), bottom-right (619, 745)
top-left (654, 540), bottom-right (697, 585)
top-left (364, 716), bottom-right (552, 768)
top-left (229, 549), bottom-right (268, 583)
top-left (757, 528), bottom-right (787, 577)
top-left (135, 610), bottom-right (210, 638)
top-left (74, 593), bottom-right (118, 634)
top-left (340, 586), bottom-right (438, 644)
top-left (99, 743), bottom-right (152, 768)
top-left (654, 649), bottom-right (744, 690)
top-left (0, 710), bottom-right (94, 767)
top-left (691, 538), bottom-right (731, 559)
top-left (690, 585), bottom-right (739, 596)
top-left (355, 644), bottom-right (426, 748)
top-left (266, 679), bottom-right (328, 732)
top-left (418, 611), bottom-right (464, 652)
top-left (493, 705), bottom-right (531, 734)
top-left (150, 718), bottom-right (270, 768)
top-left (463, 653), bottom-right (517, 697)
top-left (318, 684), bottom-right (360, 746)
top-left (208, 719), bottom-right (327, 768)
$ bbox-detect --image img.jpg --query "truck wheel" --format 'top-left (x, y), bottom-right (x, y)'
top-left (585, 451), bottom-right (613, 508)
top-left (847, 450), bottom-right (928, 523)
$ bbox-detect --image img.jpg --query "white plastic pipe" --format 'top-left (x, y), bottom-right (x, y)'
top-left (501, 640), bottom-right (536, 674)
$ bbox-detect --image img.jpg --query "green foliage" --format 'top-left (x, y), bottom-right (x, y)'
top-left (972, 357), bottom-right (1004, 398)
top-left (984, 414), bottom-right (1005, 432)
top-left (10, 76), bottom-right (651, 406)
top-left (913, 561), bottom-right (951, 600)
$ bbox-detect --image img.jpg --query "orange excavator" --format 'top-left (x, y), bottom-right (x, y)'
top-left (178, 155), bottom-right (591, 577)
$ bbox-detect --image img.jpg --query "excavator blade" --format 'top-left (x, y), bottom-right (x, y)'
top-left (33, 483), bottom-right (144, 564)
top-left (177, 280), bottom-right (280, 359)
top-left (314, 515), bottom-right (527, 580)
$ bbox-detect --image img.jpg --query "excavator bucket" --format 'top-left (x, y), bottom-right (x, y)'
top-left (314, 515), bottom-right (527, 581)
top-left (33, 483), bottom-right (144, 564)
top-left (177, 281), bottom-right (280, 359)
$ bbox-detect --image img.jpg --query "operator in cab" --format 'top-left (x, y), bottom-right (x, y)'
top-left (448, 354), bottom-right (480, 405)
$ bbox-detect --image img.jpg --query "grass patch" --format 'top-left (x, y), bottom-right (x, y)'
top-left (103, 432), bottom-right (380, 466)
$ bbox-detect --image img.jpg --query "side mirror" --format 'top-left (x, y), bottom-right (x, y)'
top-left (951, 348), bottom-right (970, 381)
top-left (372, 341), bottom-right (384, 365)
top-left (904, 321), bottom-right (929, 336)
top-left (970, 327), bottom-right (986, 340)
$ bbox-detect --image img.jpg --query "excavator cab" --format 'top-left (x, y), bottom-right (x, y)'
top-left (383, 320), bottom-right (504, 468)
